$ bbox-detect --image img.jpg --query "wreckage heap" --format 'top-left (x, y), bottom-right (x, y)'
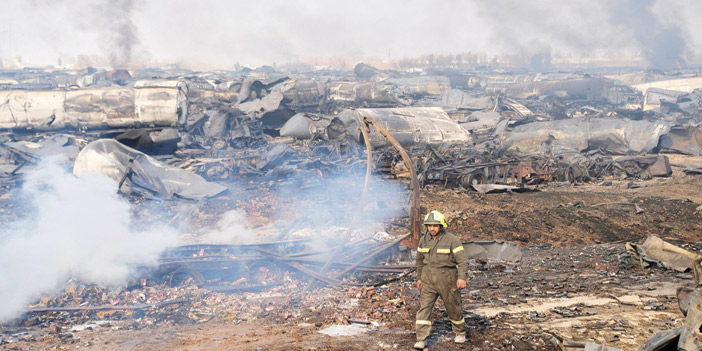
top-left (1, 63), bottom-right (702, 350)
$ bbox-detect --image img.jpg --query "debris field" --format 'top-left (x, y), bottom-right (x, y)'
top-left (0, 62), bottom-right (702, 350)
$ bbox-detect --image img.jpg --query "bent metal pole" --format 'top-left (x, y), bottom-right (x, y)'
top-left (362, 116), bottom-right (421, 249)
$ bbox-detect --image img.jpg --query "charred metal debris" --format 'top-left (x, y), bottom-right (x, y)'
top-left (2, 63), bottom-right (702, 348)
top-left (0, 64), bottom-right (700, 191)
top-left (0, 63), bottom-right (701, 287)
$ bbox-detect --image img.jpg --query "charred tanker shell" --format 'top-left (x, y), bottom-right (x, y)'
top-left (333, 107), bottom-right (473, 147)
top-left (0, 86), bottom-right (187, 130)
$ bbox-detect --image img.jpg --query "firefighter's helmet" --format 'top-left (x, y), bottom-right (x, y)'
top-left (423, 210), bottom-right (448, 228)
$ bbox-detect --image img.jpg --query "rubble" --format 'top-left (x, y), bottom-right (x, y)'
top-left (2, 62), bottom-right (702, 350)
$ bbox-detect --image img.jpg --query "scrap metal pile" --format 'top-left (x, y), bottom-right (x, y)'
top-left (0, 62), bottom-right (700, 290)
top-left (1, 64), bottom-right (700, 192)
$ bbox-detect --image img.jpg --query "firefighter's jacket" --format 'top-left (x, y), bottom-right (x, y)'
top-left (416, 230), bottom-right (468, 281)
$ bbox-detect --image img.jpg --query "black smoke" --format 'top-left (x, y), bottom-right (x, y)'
top-left (93, 0), bottom-right (140, 67)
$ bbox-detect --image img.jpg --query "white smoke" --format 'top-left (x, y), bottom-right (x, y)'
top-left (0, 157), bottom-right (178, 321)
top-left (200, 209), bottom-right (256, 244)
top-left (276, 169), bottom-right (408, 263)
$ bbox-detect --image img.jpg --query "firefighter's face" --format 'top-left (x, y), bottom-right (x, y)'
top-left (427, 224), bottom-right (441, 236)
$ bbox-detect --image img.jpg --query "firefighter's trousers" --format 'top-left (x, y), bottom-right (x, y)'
top-left (415, 266), bottom-right (466, 341)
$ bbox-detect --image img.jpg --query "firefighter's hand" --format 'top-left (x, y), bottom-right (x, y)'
top-left (417, 280), bottom-right (422, 290)
top-left (457, 279), bottom-right (467, 289)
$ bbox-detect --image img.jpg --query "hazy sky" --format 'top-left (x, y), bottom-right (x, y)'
top-left (2, 0), bottom-right (701, 69)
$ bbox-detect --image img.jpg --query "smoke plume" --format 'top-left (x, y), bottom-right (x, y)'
top-left (93, 0), bottom-right (140, 67)
top-left (200, 209), bottom-right (255, 244)
top-left (476, 0), bottom-right (690, 71)
top-left (16, 0), bottom-right (143, 67)
top-left (274, 167), bottom-right (408, 262)
top-left (608, 0), bottom-right (687, 70)
top-left (0, 157), bottom-right (178, 321)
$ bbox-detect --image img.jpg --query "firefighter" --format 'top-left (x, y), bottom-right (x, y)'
top-left (414, 210), bottom-right (469, 350)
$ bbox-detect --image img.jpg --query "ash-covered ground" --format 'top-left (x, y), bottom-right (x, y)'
top-left (1, 156), bottom-right (701, 351)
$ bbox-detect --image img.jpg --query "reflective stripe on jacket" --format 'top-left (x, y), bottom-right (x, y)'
top-left (416, 230), bottom-right (468, 281)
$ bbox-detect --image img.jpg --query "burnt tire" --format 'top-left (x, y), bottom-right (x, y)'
top-left (247, 261), bottom-right (283, 286)
top-left (461, 172), bottom-right (487, 189)
top-left (169, 268), bottom-right (205, 287)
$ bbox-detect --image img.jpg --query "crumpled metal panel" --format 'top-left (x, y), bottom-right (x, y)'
top-left (65, 87), bottom-right (135, 125)
top-left (462, 240), bottom-right (522, 262)
top-left (326, 81), bottom-right (400, 104)
top-left (659, 126), bottom-right (702, 156)
top-left (614, 155), bottom-right (672, 178)
top-left (274, 79), bottom-right (323, 108)
top-left (626, 235), bottom-right (701, 272)
top-left (643, 88), bottom-right (688, 111)
top-left (238, 91), bottom-right (284, 114)
top-left (388, 76), bottom-right (450, 96)
top-left (501, 118), bottom-right (670, 155)
top-left (639, 327), bottom-right (682, 351)
top-left (0, 90), bottom-right (66, 129)
top-left (73, 139), bottom-right (227, 200)
top-left (335, 107), bottom-right (473, 147)
top-left (439, 89), bottom-right (495, 110)
top-left (134, 87), bottom-right (187, 126)
top-left (679, 286), bottom-right (702, 350)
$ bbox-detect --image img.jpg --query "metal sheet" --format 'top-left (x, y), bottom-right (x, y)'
top-left (326, 81), bottom-right (400, 104)
top-left (336, 107), bottom-right (473, 147)
top-left (73, 139), bottom-right (227, 200)
top-left (135, 87), bottom-right (187, 126)
top-left (659, 126), bottom-right (702, 156)
top-left (462, 241), bottom-right (522, 263)
top-left (388, 76), bottom-right (450, 96)
top-left (65, 87), bottom-right (135, 127)
top-left (501, 118), bottom-right (670, 155)
top-left (0, 90), bottom-right (66, 129)
top-left (627, 235), bottom-right (701, 272)
top-left (633, 77), bottom-right (702, 94)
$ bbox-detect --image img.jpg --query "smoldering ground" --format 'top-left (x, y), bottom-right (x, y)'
top-left (273, 163), bottom-right (409, 263)
top-left (0, 157), bottom-right (178, 321)
top-left (179, 146), bottom-right (409, 263)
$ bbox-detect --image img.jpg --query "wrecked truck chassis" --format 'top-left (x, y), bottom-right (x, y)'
top-left (142, 239), bottom-right (411, 291)
top-left (420, 161), bottom-right (575, 189)
top-left (139, 234), bottom-right (417, 292)
top-left (144, 242), bottom-right (305, 292)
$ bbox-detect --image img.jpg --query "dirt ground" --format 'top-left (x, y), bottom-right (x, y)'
top-left (2, 155), bottom-right (702, 351)
top-left (425, 154), bottom-right (702, 247)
